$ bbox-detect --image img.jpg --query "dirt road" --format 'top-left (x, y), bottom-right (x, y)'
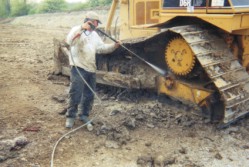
top-left (0, 20), bottom-right (249, 167)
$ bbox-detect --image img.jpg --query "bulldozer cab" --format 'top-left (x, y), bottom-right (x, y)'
top-left (122, 0), bottom-right (249, 38)
top-left (162, 0), bottom-right (249, 13)
top-left (129, 0), bottom-right (249, 26)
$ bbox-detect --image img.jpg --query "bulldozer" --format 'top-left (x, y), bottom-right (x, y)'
top-left (53, 0), bottom-right (249, 127)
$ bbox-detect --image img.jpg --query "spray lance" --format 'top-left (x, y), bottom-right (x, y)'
top-left (90, 25), bottom-right (167, 76)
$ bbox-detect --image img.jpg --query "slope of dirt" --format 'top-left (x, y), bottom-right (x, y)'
top-left (9, 8), bottom-right (118, 29)
top-left (0, 11), bottom-right (249, 167)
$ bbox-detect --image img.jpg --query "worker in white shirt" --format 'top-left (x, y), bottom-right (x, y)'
top-left (65, 11), bottom-right (120, 131)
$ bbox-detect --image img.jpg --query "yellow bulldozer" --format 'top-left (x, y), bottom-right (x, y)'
top-left (54, 0), bottom-right (249, 127)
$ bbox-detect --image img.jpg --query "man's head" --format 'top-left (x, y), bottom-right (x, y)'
top-left (85, 11), bottom-right (102, 25)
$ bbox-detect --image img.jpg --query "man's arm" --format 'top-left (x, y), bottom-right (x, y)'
top-left (65, 26), bottom-right (81, 46)
top-left (95, 32), bottom-right (120, 54)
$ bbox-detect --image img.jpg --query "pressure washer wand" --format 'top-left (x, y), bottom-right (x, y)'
top-left (96, 29), bottom-right (167, 76)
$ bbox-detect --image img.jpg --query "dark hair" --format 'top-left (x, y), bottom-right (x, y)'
top-left (84, 18), bottom-right (100, 24)
top-left (84, 18), bottom-right (91, 23)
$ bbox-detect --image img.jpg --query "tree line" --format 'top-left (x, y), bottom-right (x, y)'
top-left (0, 0), bottom-right (112, 18)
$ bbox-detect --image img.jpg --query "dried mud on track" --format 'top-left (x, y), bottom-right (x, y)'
top-left (0, 23), bottom-right (249, 167)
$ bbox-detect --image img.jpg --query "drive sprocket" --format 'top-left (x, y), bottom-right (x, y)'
top-left (165, 37), bottom-right (196, 76)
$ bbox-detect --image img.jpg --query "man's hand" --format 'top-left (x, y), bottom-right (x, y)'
top-left (115, 40), bottom-right (122, 49)
top-left (81, 21), bottom-right (93, 31)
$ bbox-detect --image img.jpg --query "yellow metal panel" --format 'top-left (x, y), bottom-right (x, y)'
top-left (105, 0), bottom-right (119, 33)
top-left (136, 1), bottom-right (145, 25)
top-left (157, 77), bottom-right (212, 104)
top-left (233, 8), bottom-right (249, 13)
top-left (241, 15), bottom-right (249, 28)
top-left (161, 8), bottom-right (207, 14)
top-left (159, 12), bottom-right (243, 33)
top-left (232, 29), bottom-right (249, 35)
top-left (206, 8), bottom-right (234, 13)
top-left (200, 14), bottom-right (242, 32)
top-left (121, 0), bottom-right (128, 4)
top-left (119, 0), bottom-right (160, 40)
top-left (150, 9), bottom-right (160, 20)
top-left (146, 1), bottom-right (159, 24)
top-left (121, 27), bottom-right (158, 39)
top-left (119, 1), bottom-right (131, 39)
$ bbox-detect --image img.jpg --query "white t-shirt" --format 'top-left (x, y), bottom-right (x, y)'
top-left (66, 25), bottom-right (116, 73)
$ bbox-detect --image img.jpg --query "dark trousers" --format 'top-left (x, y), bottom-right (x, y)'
top-left (66, 66), bottom-right (96, 118)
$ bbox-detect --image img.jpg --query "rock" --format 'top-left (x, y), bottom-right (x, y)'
top-left (150, 112), bottom-right (157, 118)
top-left (112, 127), bottom-right (130, 143)
top-left (0, 155), bottom-right (7, 162)
top-left (175, 114), bottom-right (182, 119)
top-left (52, 95), bottom-right (66, 103)
top-left (20, 157), bottom-right (27, 162)
top-left (105, 140), bottom-right (119, 149)
top-left (0, 139), bottom-right (15, 151)
top-left (47, 74), bottom-right (57, 80)
top-left (123, 118), bottom-right (136, 130)
top-left (14, 136), bottom-right (28, 147)
top-left (31, 163), bottom-right (40, 167)
top-left (109, 110), bottom-right (120, 116)
top-left (145, 142), bottom-right (152, 147)
top-left (98, 123), bottom-right (113, 135)
top-left (146, 123), bottom-right (155, 128)
top-left (130, 110), bottom-right (139, 116)
top-left (225, 127), bottom-right (239, 134)
top-left (179, 147), bottom-right (187, 154)
top-left (100, 95), bottom-right (109, 101)
top-left (163, 157), bottom-right (176, 166)
top-left (154, 155), bottom-right (164, 166)
top-left (65, 135), bottom-right (71, 139)
top-left (214, 152), bottom-right (223, 160)
top-left (37, 59), bottom-right (43, 63)
top-left (182, 120), bottom-right (194, 127)
top-left (58, 108), bottom-right (67, 115)
top-left (137, 156), bottom-right (153, 166)
top-left (242, 145), bottom-right (249, 149)
top-left (0, 136), bottom-right (29, 152)
top-left (135, 114), bottom-right (145, 121)
top-left (125, 147), bottom-right (132, 150)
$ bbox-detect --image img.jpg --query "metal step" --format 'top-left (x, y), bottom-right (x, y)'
top-left (190, 39), bottom-right (220, 45)
top-left (202, 58), bottom-right (236, 68)
top-left (220, 79), bottom-right (249, 91)
top-left (181, 30), bottom-right (205, 36)
top-left (209, 67), bottom-right (244, 79)
top-left (226, 97), bottom-right (249, 108)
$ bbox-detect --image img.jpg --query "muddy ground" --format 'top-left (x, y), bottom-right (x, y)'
top-left (0, 11), bottom-right (249, 167)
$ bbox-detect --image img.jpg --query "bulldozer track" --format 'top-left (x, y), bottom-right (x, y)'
top-left (170, 25), bottom-right (249, 124)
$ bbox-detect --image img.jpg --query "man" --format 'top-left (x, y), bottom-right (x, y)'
top-left (65, 11), bottom-right (120, 130)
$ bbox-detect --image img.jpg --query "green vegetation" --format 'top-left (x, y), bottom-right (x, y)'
top-left (37, 0), bottom-right (66, 13)
top-left (0, 0), bottom-right (112, 18)
top-left (0, 0), bottom-right (11, 17)
top-left (11, 0), bottom-right (30, 16)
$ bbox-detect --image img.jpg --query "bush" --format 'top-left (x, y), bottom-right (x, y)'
top-left (0, 0), bottom-right (11, 17)
top-left (0, 0), bottom-right (112, 17)
top-left (65, 2), bottom-right (90, 12)
top-left (100, 0), bottom-right (112, 5)
top-left (11, 2), bottom-right (30, 16)
top-left (37, 0), bottom-right (66, 13)
top-left (27, 3), bottom-right (39, 15)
